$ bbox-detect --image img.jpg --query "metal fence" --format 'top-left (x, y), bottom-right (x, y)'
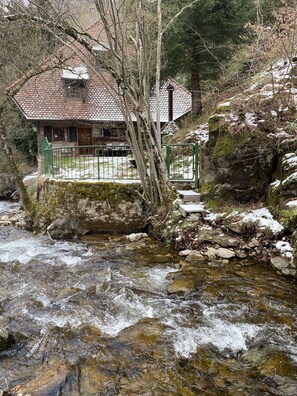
top-left (41, 139), bottom-right (199, 188)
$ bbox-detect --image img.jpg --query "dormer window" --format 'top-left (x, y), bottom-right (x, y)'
top-left (65, 80), bottom-right (85, 99)
top-left (92, 44), bottom-right (109, 68)
top-left (62, 66), bottom-right (89, 100)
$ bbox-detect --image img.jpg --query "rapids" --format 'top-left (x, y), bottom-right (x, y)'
top-left (0, 200), bottom-right (296, 395)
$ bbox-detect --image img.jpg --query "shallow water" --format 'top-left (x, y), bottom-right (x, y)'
top-left (0, 201), bottom-right (297, 395)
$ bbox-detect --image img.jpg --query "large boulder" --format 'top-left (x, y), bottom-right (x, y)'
top-left (266, 152), bottom-right (297, 232)
top-left (200, 116), bottom-right (275, 203)
top-left (35, 180), bottom-right (146, 234)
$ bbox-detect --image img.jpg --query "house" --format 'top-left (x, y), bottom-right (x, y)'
top-left (8, 21), bottom-right (192, 153)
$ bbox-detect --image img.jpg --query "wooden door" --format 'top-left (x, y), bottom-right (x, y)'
top-left (78, 128), bottom-right (92, 155)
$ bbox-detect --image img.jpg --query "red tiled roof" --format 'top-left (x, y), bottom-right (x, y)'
top-left (11, 21), bottom-right (192, 123)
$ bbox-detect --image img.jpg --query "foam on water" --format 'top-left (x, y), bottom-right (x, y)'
top-left (0, 236), bottom-right (89, 266)
top-left (168, 318), bottom-right (262, 358)
top-left (146, 266), bottom-right (178, 292)
top-left (97, 288), bottom-right (156, 336)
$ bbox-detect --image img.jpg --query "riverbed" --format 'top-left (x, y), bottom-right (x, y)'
top-left (0, 201), bottom-right (296, 395)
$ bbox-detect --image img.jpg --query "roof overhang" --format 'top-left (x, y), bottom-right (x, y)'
top-left (61, 66), bottom-right (89, 81)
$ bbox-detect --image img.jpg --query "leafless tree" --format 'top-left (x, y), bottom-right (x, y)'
top-left (2, 0), bottom-right (199, 210)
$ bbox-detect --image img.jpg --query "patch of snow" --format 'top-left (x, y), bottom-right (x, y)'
top-left (205, 212), bottom-right (218, 222)
top-left (282, 172), bottom-right (297, 186)
top-left (239, 208), bottom-right (284, 235)
top-left (286, 199), bottom-right (297, 208)
top-left (275, 240), bottom-right (293, 259)
top-left (273, 130), bottom-right (290, 138)
top-left (218, 101), bottom-right (230, 108)
top-left (245, 112), bottom-right (258, 128)
top-left (187, 123), bottom-right (209, 142)
top-left (270, 179), bottom-right (281, 190)
top-left (248, 83), bottom-right (258, 91)
top-left (229, 113), bottom-right (239, 122)
top-left (283, 155), bottom-right (297, 170)
top-left (283, 152), bottom-right (297, 160)
top-left (271, 110), bottom-right (278, 117)
top-left (23, 172), bottom-right (38, 182)
top-left (270, 59), bottom-right (292, 82)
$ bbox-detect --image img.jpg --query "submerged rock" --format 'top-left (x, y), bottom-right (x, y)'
top-left (47, 216), bottom-right (90, 239)
top-left (0, 316), bottom-right (15, 352)
top-left (11, 363), bottom-right (71, 396)
top-left (167, 278), bottom-right (196, 295)
top-left (117, 318), bottom-right (166, 347)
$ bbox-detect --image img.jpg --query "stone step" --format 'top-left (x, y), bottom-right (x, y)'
top-left (178, 190), bottom-right (200, 202)
top-left (179, 204), bottom-right (205, 217)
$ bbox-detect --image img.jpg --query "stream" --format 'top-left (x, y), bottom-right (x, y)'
top-left (0, 200), bottom-right (297, 395)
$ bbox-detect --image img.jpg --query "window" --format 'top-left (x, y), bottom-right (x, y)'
top-left (53, 128), bottom-right (68, 142)
top-left (65, 81), bottom-right (84, 99)
top-left (92, 45), bottom-right (109, 69)
top-left (62, 67), bottom-right (89, 101)
top-left (103, 128), bottom-right (122, 138)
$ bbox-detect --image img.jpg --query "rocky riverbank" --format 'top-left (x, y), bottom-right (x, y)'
top-left (150, 197), bottom-right (297, 289)
top-left (1, 194), bottom-right (296, 284)
top-left (156, 57), bottom-right (297, 286)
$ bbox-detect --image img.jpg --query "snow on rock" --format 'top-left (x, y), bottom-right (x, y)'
top-left (241, 208), bottom-right (284, 235)
top-left (270, 179), bottom-right (281, 190)
top-left (282, 172), bottom-right (297, 187)
top-left (283, 154), bottom-right (297, 171)
top-left (275, 240), bottom-right (293, 259)
top-left (227, 208), bottom-right (284, 236)
top-left (239, 208), bottom-right (284, 235)
top-left (271, 110), bottom-right (278, 118)
top-left (205, 212), bottom-right (218, 222)
top-left (286, 199), bottom-right (297, 207)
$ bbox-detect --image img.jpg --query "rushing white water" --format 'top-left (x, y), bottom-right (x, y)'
top-left (0, 201), bottom-right (297, 365)
top-left (0, 200), bottom-right (19, 216)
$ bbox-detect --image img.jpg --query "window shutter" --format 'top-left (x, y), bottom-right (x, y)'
top-left (69, 126), bottom-right (77, 143)
top-left (44, 126), bottom-right (52, 142)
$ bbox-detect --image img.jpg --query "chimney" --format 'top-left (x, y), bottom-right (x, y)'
top-left (166, 83), bottom-right (175, 122)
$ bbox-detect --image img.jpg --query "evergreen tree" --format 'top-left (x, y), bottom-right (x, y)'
top-left (162, 0), bottom-right (256, 116)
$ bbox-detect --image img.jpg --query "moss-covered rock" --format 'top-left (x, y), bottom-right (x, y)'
top-left (279, 207), bottom-right (297, 230)
top-left (200, 115), bottom-right (276, 203)
top-left (34, 180), bottom-right (147, 234)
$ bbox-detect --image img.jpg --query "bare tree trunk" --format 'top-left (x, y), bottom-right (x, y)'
top-left (155, 0), bottom-right (162, 149)
top-left (0, 113), bottom-right (32, 213)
